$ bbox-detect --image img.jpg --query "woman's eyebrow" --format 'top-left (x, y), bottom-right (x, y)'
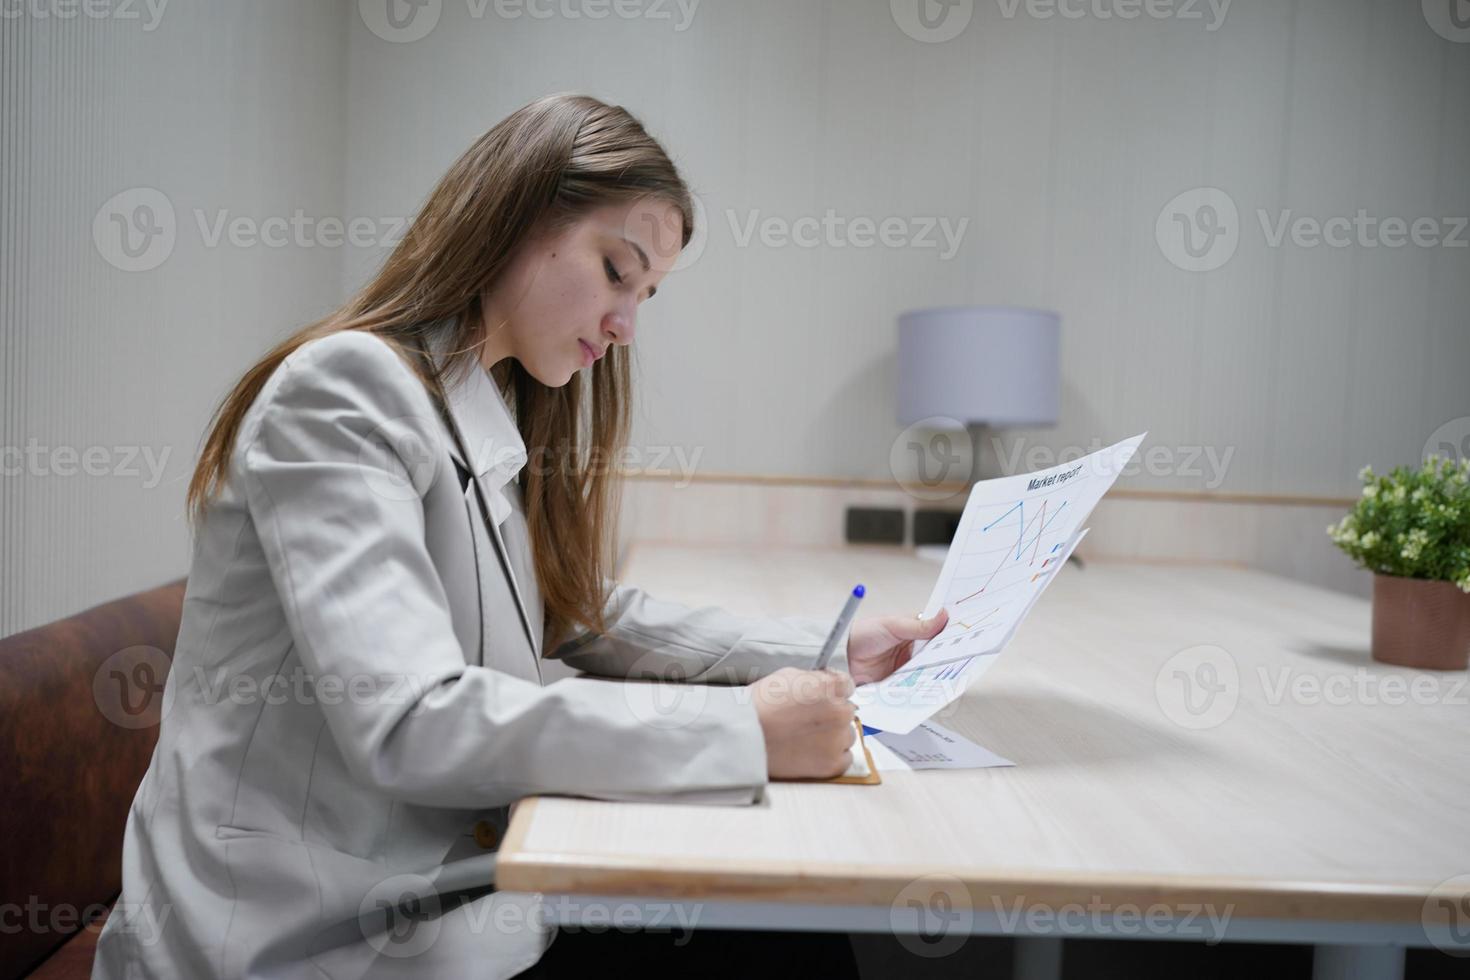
top-left (620, 236), bottom-right (651, 272)
top-left (619, 236), bottom-right (658, 299)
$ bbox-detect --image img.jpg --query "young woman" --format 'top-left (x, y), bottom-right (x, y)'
top-left (93, 93), bottom-right (948, 979)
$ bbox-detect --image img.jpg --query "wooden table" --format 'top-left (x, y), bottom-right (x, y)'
top-left (497, 545), bottom-right (1470, 979)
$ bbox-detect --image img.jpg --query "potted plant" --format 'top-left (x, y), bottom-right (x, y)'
top-left (1327, 455), bottom-right (1470, 670)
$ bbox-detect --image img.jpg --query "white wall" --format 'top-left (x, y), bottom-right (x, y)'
top-left (4, 0), bottom-right (1466, 635)
top-left (341, 0), bottom-right (1468, 499)
top-left (0, 0), bottom-right (349, 636)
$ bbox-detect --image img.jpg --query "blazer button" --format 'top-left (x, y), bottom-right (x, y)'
top-left (473, 820), bottom-right (500, 849)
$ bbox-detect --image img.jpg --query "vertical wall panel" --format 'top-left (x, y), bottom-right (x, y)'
top-left (0, 0), bottom-right (349, 637)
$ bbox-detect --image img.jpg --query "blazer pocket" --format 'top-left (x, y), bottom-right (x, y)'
top-left (215, 823), bottom-right (301, 844)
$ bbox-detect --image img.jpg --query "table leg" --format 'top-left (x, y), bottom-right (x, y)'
top-left (1012, 937), bottom-right (1064, 980)
top-left (1311, 944), bottom-right (1405, 980)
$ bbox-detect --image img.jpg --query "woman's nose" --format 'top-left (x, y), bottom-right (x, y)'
top-left (602, 310), bottom-right (635, 347)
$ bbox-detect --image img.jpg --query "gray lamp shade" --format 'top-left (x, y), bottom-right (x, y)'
top-left (896, 306), bottom-right (1060, 428)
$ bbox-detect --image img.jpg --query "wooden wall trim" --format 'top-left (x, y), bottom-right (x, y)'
top-left (619, 470), bottom-right (1355, 509)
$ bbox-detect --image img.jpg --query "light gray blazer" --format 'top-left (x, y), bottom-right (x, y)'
top-left (92, 330), bottom-right (847, 980)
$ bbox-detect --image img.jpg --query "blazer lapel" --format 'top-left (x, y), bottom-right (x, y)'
top-left (423, 326), bottom-right (541, 667)
top-left (443, 410), bottom-right (540, 665)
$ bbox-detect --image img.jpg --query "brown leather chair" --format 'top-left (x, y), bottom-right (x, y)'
top-left (0, 579), bottom-right (187, 980)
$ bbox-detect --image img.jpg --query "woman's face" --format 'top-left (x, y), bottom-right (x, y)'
top-left (478, 196), bottom-right (684, 386)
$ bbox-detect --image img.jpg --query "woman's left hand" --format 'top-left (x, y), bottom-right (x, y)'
top-left (842, 608), bottom-right (949, 685)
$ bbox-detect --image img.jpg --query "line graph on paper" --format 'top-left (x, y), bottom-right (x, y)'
top-left (898, 433), bottom-right (1144, 675)
top-left (855, 434), bottom-right (1145, 734)
top-left (916, 491), bottom-right (1085, 663)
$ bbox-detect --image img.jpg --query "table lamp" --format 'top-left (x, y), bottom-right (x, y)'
top-left (896, 305), bottom-right (1060, 487)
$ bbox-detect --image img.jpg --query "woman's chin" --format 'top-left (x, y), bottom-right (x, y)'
top-left (522, 358), bottom-right (578, 388)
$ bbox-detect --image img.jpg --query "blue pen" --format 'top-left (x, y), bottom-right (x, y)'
top-left (813, 584), bottom-right (865, 671)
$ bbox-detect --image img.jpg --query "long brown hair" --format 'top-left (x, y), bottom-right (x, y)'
top-left (185, 93), bottom-right (695, 652)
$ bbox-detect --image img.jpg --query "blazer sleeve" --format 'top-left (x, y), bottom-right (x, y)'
top-left (546, 581), bottom-right (853, 684)
top-left (236, 333), bottom-right (768, 808)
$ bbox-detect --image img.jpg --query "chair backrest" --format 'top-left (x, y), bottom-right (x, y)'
top-left (0, 579), bottom-right (187, 980)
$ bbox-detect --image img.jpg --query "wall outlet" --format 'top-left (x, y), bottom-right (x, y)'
top-left (913, 508), bottom-right (963, 546)
top-left (844, 507), bottom-right (905, 545)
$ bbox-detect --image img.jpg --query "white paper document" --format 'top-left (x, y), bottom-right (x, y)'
top-left (853, 433), bottom-right (1145, 734)
top-left (872, 721), bottom-right (1015, 770)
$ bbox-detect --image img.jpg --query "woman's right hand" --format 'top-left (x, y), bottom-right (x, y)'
top-left (750, 667), bottom-right (858, 779)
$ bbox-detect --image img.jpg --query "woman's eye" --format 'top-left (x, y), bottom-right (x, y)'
top-left (604, 257), bottom-right (623, 285)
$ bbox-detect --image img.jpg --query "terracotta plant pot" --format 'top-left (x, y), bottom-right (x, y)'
top-left (1371, 574), bottom-right (1470, 670)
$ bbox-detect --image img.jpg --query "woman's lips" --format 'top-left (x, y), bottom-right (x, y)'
top-left (579, 339), bottom-right (596, 366)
